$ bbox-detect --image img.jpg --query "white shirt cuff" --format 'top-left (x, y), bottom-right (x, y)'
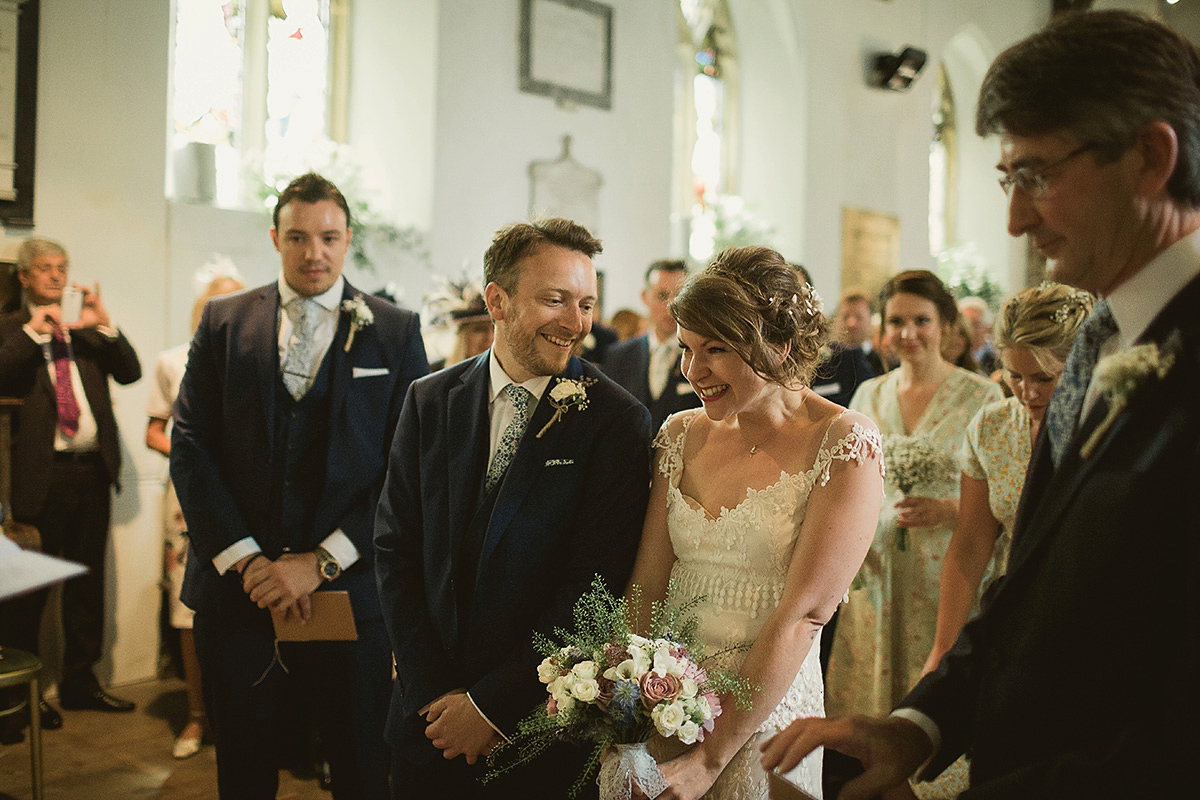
top-left (466, 692), bottom-right (511, 744)
top-left (213, 538), bottom-right (261, 576)
top-left (23, 324), bottom-right (49, 344)
top-left (890, 708), bottom-right (940, 776)
top-left (319, 530), bottom-right (359, 569)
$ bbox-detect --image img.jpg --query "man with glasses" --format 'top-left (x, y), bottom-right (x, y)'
top-left (762, 11), bottom-right (1199, 797)
top-left (0, 238), bottom-right (142, 734)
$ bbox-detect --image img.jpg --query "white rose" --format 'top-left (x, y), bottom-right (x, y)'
top-left (653, 648), bottom-right (684, 677)
top-left (570, 678), bottom-right (600, 703)
top-left (538, 658), bottom-right (561, 684)
top-left (571, 660), bottom-right (598, 681)
top-left (677, 720), bottom-right (701, 745)
top-left (550, 381), bottom-right (579, 402)
top-left (652, 701), bottom-right (687, 737)
top-left (626, 644), bottom-right (651, 675)
top-left (629, 634), bottom-right (650, 648)
top-left (555, 693), bottom-right (576, 716)
top-left (679, 676), bottom-right (698, 699)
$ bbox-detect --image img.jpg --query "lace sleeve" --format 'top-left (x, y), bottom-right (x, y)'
top-left (815, 417), bottom-right (884, 487)
top-left (652, 411), bottom-right (696, 479)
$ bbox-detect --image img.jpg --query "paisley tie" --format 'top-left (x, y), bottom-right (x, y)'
top-left (281, 298), bottom-right (317, 400)
top-left (1045, 299), bottom-right (1118, 466)
top-left (50, 328), bottom-right (81, 437)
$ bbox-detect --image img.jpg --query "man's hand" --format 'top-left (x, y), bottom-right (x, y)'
top-left (760, 715), bottom-right (932, 800)
top-left (75, 283), bottom-right (111, 330)
top-left (26, 304), bottom-right (60, 337)
top-left (423, 691), bottom-right (502, 765)
top-left (241, 553), bottom-right (322, 616)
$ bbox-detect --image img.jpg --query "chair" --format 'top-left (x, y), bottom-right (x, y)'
top-left (0, 647), bottom-right (44, 800)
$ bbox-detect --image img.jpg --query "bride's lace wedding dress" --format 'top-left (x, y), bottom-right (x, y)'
top-left (655, 409), bottom-right (881, 800)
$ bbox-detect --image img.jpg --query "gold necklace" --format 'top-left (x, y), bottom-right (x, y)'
top-left (745, 389), bottom-right (805, 455)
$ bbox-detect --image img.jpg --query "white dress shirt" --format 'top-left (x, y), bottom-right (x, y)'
top-left (22, 312), bottom-right (116, 453)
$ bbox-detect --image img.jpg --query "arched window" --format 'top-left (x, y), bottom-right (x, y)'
top-left (929, 62), bottom-right (956, 258)
top-left (674, 0), bottom-right (739, 261)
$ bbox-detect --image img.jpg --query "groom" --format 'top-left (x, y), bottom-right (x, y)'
top-left (375, 218), bottom-right (653, 798)
top-left (763, 10), bottom-right (1200, 797)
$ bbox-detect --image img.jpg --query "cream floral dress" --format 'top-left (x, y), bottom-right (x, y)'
top-left (827, 368), bottom-right (1001, 718)
top-left (655, 408), bottom-right (882, 799)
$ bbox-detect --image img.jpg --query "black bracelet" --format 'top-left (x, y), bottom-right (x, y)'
top-left (238, 553), bottom-right (265, 579)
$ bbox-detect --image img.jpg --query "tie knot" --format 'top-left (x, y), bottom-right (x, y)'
top-left (1085, 299), bottom-right (1118, 341)
top-left (287, 296), bottom-right (312, 321)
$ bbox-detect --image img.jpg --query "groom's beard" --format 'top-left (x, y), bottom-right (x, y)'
top-left (501, 309), bottom-right (584, 379)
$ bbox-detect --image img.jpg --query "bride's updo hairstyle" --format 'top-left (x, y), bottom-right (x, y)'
top-left (994, 283), bottom-right (1094, 370)
top-left (669, 246), bottom-right (828, 388)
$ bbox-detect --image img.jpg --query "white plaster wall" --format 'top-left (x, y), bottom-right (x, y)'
top-left (428, 0), bottom-right (677, 315)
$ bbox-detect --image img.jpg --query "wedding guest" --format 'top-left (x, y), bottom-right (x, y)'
top-left (622, 246), bottom-right (883, 798)
top-left (825, 270), bottom-right (1000, 720)
top-left (959, 296), bottom-right (999, 375)
top-left (0, 237), bottom-right (141, 732)
top-left (604, 259), bottom-right (701, 431)
top-left (145, 259), bottom-right (245, 759)
top-left (445, 291), bottom-right (495, 368)
top-left (923, 283), bottom-right (1092, 674)
top-left (763, 11), bottom-right (1200, 797)
top-left (835, 289), bottom-right (887, 375)
top-left (941, 315), bottom-right (983, 375)
top-left (375, 218), bottom-right (652, 799)
top-left (608, 308), bottom-right (646, 342)
top-left (171, 172), bottom-right (429, 799)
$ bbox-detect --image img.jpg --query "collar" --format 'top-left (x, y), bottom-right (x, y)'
top-left (277, 273), bottom-right (346, 312)
top-left (487, 348), bottom-right (553, 405)
top-left (650, 330), bottom-right (676, 350)
top-left (1106, 228), bottom-right (1200, 348)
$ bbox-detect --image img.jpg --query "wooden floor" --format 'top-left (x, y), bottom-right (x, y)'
top-left (0, 678), bottom-right (330, 800)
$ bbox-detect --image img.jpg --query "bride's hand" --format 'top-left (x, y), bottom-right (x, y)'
top-left (633, 747), bottom-right (722, 800)
top-left (894, 496), bottom-right (957, 529)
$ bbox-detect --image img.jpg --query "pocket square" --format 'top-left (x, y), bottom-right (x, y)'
top-left (544, 458), bottom-right (574, 467)
top-left (352, 367), bottom-right (390, 378)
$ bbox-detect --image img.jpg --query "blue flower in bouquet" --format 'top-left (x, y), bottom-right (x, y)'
top-left (606, 680), bottom-right (641, 727)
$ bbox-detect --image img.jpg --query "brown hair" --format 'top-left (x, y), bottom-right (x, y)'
top-left (670, 246), bottom-right (828, 388)
top-left (878, 270), bottom-right (959, 328)
top-left (994, 283), bottom-right (1093, 370)
top-left (482, 218), bottom-right (602, 295)
top-left (977, 10), bottom-right (1200, 207)
top-left (272, 172), bottom-right (353, 230)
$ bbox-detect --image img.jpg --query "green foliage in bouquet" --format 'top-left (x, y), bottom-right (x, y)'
top-left (484, 575), bottom-right (757, 797)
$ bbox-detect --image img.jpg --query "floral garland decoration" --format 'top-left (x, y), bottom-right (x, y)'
top-left (341, 294), bottom-right (374, 352)
top-left (1079, 341), bottom-right (1174, 458)
top-left (536, 377), bottom-right (596, 438)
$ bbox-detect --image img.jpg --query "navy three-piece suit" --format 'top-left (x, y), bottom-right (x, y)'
top-left (375, 352), bottom-right (652, 796)
top-left (171, 280), bottom-right (427, 799)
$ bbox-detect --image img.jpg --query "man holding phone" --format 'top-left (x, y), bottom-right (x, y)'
top-left (0, 237), bottom-right (141, 736)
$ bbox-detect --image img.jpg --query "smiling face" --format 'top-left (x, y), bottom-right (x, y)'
top-left (19, 251), bottom-right (68, 306)
top-left (486, 244), bottom-right (596, 383)
top-left (1001, 345), bottom-right (1063, 424)
top-left (270, 199), bottom-right (352, 297)
top-left (883, 293), bottom-right (949, 367)
top-left (678, 326), bottom-right (772, 420)
top-left (999, 132), bottom-right (1140, 296)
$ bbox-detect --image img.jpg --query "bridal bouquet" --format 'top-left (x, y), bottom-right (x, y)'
top-left (484, 576), bottom-right (755, 799)
top-left (881, 434), bottom-right (958, 550)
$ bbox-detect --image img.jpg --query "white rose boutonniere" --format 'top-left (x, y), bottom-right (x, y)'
top-left (1080, 342), bottom-right (1175, 459)
top-left (341, 294), bottom-right (374, 352)
top-left (536, 377), bottom-right (595, 438)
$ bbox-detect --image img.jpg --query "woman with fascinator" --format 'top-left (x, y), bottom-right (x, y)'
top-left (623, 246), bottom-right (883, 798)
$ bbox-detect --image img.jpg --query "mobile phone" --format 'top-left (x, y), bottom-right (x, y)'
top-left (60, 287), bottom-right (84, 325)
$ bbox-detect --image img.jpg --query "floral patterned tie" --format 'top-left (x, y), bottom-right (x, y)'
top-left (485, 385), bottom-right (532, 493)
top-left (1045, 299), bottom-right (1118, 467)
top-left (281, 298), bottom-right (317, 400)
top-left (50, 328), bottom-right (80, 437)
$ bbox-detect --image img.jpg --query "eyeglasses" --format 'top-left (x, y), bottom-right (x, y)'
top-left (997, 144), bottom-right (1096, 198)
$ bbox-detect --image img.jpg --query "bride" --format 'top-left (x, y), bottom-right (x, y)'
top-left (624, 246), bottom-right (883, 799)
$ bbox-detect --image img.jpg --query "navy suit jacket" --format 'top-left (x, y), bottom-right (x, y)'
top-left (902, 274), bottom-right (1200, 797)
top-left (0, 309), bottom-right (141, 517)
top-left (375, 353), bottom-right (652, 756)
top-left (603, 333), bottom-right (700, 433)
top-left (171, 280), bottom-right (428, 622)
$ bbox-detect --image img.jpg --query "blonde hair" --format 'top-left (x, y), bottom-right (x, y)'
top-left (670, 246), bottom-right (828, 387)
top-left (994, 283), bottom-right (1093, 370)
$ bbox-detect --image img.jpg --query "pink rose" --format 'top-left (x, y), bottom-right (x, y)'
top-left (640, 671), bottom-right (682, 708)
